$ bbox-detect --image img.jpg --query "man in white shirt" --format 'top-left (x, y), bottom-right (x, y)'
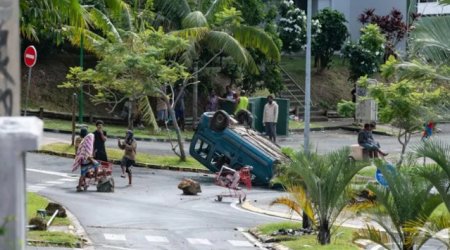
top-left (263, 95), bottom-right (279, 143)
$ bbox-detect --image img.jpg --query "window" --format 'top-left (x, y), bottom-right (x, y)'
top-left (194, 139), bottom-right (210, 160)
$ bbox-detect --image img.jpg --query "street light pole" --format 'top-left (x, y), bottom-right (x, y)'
top-left (304, 0), bottom-right (312, 155)
top-left (78, 33), bottom-right (84, 123)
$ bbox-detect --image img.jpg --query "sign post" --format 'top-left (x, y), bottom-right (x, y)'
top-left (23, 45), bottom-right (37, 116)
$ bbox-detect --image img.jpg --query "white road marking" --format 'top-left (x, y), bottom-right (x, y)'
top-left (104, 233), bottom-right (126, 241)
top-left (145, 236), bottom-right (169, 243)
top-left (36, 183), bottom-right (56, 187)
top-left (27, 185), bottom-right (46, 192)
top-left (27, 168), bottom-right (73, 178)
top-left (59, 178), bottom-right (78, 182)
top-left (45, 181), bottom-right (64, 185)
top-left (187, 238), bottom-right (212, 245)
top-left (228, 240), bottom-right (253, 247)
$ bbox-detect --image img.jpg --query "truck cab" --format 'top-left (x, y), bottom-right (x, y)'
top-left (189, 111), bottom-right (289, 185)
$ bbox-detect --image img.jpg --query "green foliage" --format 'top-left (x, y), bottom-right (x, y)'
top-left (277, 0), bottom-right (321, 53)
top-left (414, 140), bottom-right (450, 211)
top-left (274, 148), bottom-right (367, 245)
top-left (342, 24), bottom-right (385, 81)
top-left (234, 0), bottom-right (265, 25)
top-left (61, 29), bottom-right (190, 104)
top-left (337, 100), bottom-right (355, 118)
top-left (312, 8), bottom-right (348, 70)
top-left (354, 161), bottom-right (444, 250)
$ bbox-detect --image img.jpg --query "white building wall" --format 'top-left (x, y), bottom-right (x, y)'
top-left (417, 2), bottom-right (450, 15)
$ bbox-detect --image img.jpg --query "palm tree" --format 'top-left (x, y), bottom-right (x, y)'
top-left (353, 161), bottom-right (443, 250)
top-left (154, 0), bottom-right (280, 123)
top-left (272, 147), bottom-right (366, 245)
top-left (414, 140), bottom-right (450, 211)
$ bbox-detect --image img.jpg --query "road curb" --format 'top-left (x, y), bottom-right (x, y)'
top-left (241, 201), bottom-right (302, 221)
top-left (247, 228), bottom-right (291, 250)
top-left (32, 150), bottom-right (210, 174)
top-left (43, 128), bottom-right (192, 143)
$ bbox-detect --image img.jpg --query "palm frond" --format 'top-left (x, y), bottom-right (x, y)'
top-left (353, 225), bottom-right (391, 250)
top-left (182, 11), bottom-right (209, 28)
top-left (440, 0), bottom-right (450, 5)
top-left (154, 0), bottom-right (191, 23)
top-left (62, 26), bottom-right (106, 54)
top-left (138, 96), bottom-right (160, 132)
top-left (170, 27), bottom-right (210, 42)
top-left (205, 31), bottom-right (258, 74)
top-left (232, 25), bottom-right (281, 62)
top-left (404, 214), bottom-right (450, 249)
top-left (205, 0), bottom-right (234, 21)
top-left (410, 15), bottom-right (450, 65)
top-left (53, 0), bottom-right (90, 29)
top-left (270, 197), bottom-right (303, 217)
top-left (180, 41), bottom-right (199, 67)
top-left (88, 8), bottom-right (123, 43)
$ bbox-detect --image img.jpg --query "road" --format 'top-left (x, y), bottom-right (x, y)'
top-left (44, 123), bottom-right (450, 156)
top-left (26, 153), bottom-right (282, 250)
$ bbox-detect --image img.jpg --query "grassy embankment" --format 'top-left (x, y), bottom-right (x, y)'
top-left (27, 192), bottom-right (80, 247)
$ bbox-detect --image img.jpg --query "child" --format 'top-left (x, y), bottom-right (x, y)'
top-left (422, 121), bottom-right (435, 140)
top-left (118, 130), bottom-right (137, 185)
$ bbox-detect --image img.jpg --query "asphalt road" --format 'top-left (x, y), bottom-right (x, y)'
top-left (26, 153), bottom-right (283, 250)
top-left (44, 123), bottom-right (450, 157)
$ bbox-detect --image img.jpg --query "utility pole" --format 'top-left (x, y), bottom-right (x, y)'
top-left (304, 0), bottom-right (312, 154)
top-left (79, 33), bottom-right (84, 123)
top-left (192, 62), bottom-right (198, 128)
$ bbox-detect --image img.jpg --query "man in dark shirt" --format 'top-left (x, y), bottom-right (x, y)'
top-left (93, 120), bottom-right (108, 161)
top-left (358, 123), bottom-right (388, 158)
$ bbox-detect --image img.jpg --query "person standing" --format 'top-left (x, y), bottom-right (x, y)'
top-left (263, 95), bottom-right (279, 143)
top-left (156, 97), bottom-right (167, 126)
top-left (174, 85), bottom-right (185, 131)
top-left (93, 120), bottom-right (108, 162)
top-left (118, 130), bottom-right (137, 185)
top-left (206, 90), bottom-right (219, 112)
top-left (234, 90), bottom-right (249, 114)
top-left (74, 127), bottom-right (88, 154)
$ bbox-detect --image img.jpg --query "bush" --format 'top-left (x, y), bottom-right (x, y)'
top-left (342, 24), bottom-right (385, 81)
top-left (337, 100), bottom-right (355, 118)
top-left (313, 8), bottom-right (348, 70)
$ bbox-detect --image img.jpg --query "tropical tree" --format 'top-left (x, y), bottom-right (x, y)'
top-left (61, 29), bottom-right (191, 160)
top-left (342, 24), bottom-right (386, 82)
top-left (353, 161), bottom-right (444, 250)
top-left (272, 147), bottom-right (366, 245)
top-left (313, 8), bottom-right (348, 70)
top-left (414, 140), bottom-right (450, 211)
top-left (367, 56), bottom-right (447, 165)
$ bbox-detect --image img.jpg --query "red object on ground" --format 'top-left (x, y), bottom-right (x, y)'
top-left (24, 45), bottom-right (37, 68)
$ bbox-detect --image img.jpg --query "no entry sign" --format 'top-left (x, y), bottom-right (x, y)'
top-left (24, 45), bottom-right (37, 68)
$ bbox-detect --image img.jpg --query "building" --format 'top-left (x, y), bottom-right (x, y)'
top-left (295, 0), bottom-right (449, 42)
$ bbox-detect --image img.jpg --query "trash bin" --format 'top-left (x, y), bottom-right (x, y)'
top-left (218, 99), bottom-right (235, 115)
top-left (249, 97), bottom-right (289, 136)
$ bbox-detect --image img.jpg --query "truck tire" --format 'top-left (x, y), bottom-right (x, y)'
top-left (97, 176), bottom-right (114, 192)
top-left (211, 110), bottom-right (230, 131)
top-left (236, 110), bottom-right (253, 128)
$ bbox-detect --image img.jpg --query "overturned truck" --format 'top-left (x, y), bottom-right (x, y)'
top-left (189, 110), bottom-right (290, 185)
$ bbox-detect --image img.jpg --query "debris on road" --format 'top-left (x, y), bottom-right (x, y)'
top-left (178, 178), bottom-right (202, 195)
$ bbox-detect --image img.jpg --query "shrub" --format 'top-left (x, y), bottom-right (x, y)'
top-left (337, 100), bottom-right (355, 118)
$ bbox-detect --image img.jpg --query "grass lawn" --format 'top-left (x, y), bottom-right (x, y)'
top-left (40, 143), bottom-right (207, 170)
top-left (257, 222), bottom-right (360, 250)
top-left (27, 192), bottom-right (80, 247)
top-left (27, 192), bottom-right (70, 226)
top-left (43, 118), bottom-right (194, 140)
top-left (289, 120), bottom-right (324, 130)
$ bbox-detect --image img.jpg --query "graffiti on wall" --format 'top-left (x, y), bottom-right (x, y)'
top-left (0, 1), bottom-right (14, 116)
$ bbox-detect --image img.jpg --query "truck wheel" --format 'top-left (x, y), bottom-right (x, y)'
top-left (236, 110), bottom-right (253, 128)
top-left (211, 110), bottom-right (230, 131)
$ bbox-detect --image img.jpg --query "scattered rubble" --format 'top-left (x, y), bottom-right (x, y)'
top-left (178, 178), bottom-right (202, 195)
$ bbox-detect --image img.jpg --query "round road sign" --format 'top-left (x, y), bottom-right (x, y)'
top-left (24, 45), bottom-right (37, 68)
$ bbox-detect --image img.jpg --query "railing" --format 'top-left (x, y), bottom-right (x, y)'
top-left (279, 66), bottom-right (314, 108)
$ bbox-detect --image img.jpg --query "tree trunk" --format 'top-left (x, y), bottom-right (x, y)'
top-left (128, 98), bottom-right (134, 130)
top-left (397, 130), bottom-right (411, 166)
top-left (302, 212), bottom-right (311, 230)
top-left (192, 62), bottom-right (198, 128)
top-left (167, 104), bottom-right (186, 161)
top-left (317, 221), bottom-right (331, 245)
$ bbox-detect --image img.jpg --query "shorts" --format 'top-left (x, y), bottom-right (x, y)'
top-left (121, 157), bottom-right (135, 173)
